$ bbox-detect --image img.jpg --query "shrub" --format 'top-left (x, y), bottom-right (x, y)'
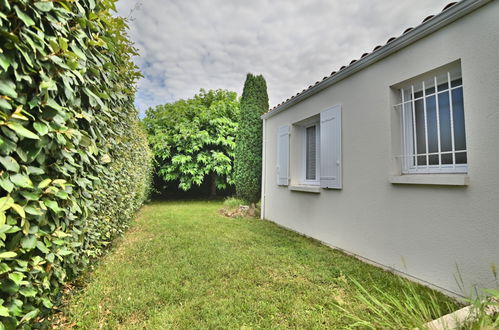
top-left (234, 74), bottom-right (268, 204)
top-left (0, 0), bottom-right (152, 326)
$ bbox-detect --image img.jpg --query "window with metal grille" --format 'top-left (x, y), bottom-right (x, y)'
top-left (395, 67), bottom-right (467, 174)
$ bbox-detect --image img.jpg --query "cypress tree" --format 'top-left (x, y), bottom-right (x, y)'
top-left (234, 73), bottom-right (269, 203)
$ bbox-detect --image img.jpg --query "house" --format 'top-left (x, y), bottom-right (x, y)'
top-left (260, 0), bottom-right (499, 296)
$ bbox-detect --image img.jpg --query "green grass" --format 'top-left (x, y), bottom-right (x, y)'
top-left (58, 200), bottom-right (459, 329)
top-left (222, 196), bottom-right (245, 208)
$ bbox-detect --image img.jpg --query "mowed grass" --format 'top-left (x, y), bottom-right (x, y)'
top-left (60, 200), bottom-right (458, 329)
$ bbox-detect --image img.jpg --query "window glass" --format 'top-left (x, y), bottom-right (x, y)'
top-left (306, 126), bottom-right (316, 180)
top-left (438, 91), bottom-right (452, 154)
top-left (452, 87), bottom-right (466, 151)
top-left (398, 67), bottom-right (467, 173)
top-left (415, 99), bottom-right (426, 165)
top-left (426, 95), bottom-right (438, 154)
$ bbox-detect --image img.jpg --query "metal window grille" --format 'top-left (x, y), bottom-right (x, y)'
top-left (394, 69), bottom-right (467, 174)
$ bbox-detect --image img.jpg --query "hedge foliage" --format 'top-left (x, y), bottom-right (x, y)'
top-left (144, 89), bottom-right (239, 195)
top-left (0, 0), bottom-right (152, 327)
top-left (234, 74), bottom-right (268, 203)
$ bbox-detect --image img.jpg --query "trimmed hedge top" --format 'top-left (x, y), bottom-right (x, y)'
top-left (0, 0), bottom-right (152, 327)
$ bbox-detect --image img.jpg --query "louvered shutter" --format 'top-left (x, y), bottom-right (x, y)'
top-left (277, 125), bottom-right (290, 186)
top-left (320, 105), bottom-right (342, 189)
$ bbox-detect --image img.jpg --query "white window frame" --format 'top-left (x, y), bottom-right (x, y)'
top-left (301, 122), bottom-right (320, 185)
top-left (394, 67), bottom-right (467, 174)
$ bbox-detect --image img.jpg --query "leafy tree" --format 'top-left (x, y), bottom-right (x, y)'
top-left (144, 90), bottom-right (239, 196)
top-left (234, 74), bottom-right (269, 203)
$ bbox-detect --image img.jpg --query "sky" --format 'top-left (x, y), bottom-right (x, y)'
top-left (115, 0), bottom-right (453, 115)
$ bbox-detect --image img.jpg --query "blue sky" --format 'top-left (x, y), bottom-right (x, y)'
top-left (115, 0), bottom-right (452, 116)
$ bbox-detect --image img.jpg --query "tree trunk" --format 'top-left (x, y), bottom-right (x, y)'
top-left (210, 172), bottom-right (217, 197)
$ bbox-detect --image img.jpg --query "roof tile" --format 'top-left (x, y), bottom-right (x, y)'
top-left (443, 2), bottom-right (458, 11)
top-left (422, 15), bottom-right (435, 23)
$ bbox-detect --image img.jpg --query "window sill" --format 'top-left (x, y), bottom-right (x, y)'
top-left (389, 174), bottom-right (469, 186)
top-left (288, 184), bottom-right (321, 193)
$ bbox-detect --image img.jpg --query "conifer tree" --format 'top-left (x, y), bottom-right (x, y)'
top-left (234, 74), bottom-right (269, 203)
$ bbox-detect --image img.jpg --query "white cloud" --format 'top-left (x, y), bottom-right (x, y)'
top-left (115, 0), bottom-right (452, 115)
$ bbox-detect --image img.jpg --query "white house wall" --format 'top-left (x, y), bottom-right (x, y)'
top-left (262, 2), bottom-right (499, 295)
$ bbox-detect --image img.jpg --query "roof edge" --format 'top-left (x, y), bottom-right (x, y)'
top-left (262, 0), bottom-right (491, 120)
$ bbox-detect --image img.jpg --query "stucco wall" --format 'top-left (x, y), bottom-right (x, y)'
top-left (262, 2), bottom-right (499, 295)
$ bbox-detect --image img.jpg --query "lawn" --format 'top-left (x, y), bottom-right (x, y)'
top-left (56, 200), bottom-right (458, 328)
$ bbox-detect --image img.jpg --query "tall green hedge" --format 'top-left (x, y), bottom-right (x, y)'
top-left (234, 74), bottom-right (268, 203)
top-left (0, 0), bottom-right (152, 327)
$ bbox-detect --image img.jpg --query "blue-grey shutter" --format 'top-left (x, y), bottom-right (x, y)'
top-left (320, 105), bottom-right (342, 189)
top-left (277, 125), bottom-right (290, 186)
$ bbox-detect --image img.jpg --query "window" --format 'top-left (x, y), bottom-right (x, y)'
top-left (304, 123), bottom-right (320, 183)
top-left (277, 104), bottom-right (342, 189)
top-left (395, 66), bottom-right (467, 174)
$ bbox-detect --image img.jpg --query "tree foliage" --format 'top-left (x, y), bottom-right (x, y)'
top-left (234, 74), bottom-right (268, 203)
top-left (0, 0), bottom-right (152, 326)
top-left (144, 90), bottom-right (239, 195)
